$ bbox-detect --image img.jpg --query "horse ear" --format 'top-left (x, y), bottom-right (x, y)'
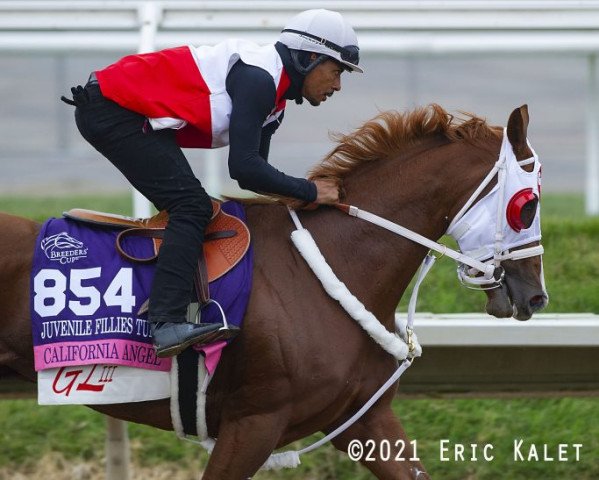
top-left (506, 105), bottom-right (530, 158)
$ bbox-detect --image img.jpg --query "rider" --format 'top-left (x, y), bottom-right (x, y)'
top-left (62, 9), bottom-right (362, 358)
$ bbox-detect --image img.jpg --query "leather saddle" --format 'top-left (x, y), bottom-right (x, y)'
top-left (63, 200), bottom-right (250, 307)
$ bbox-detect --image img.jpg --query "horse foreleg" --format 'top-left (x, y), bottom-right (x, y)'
top-left (330, 407), bottom-right (429, 480)
top-left (201, 412), bottom-right (286, 480)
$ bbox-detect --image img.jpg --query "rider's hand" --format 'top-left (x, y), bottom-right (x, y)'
top-left (313, 178), bottom-right (340, 204)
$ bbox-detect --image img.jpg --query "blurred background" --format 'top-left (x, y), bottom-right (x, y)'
top-left (0, 0), bottom-right (594, 205)
top-left (0, 52), bottom-right (588, 195)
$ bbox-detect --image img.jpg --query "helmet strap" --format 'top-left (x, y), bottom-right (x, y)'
top-left (290, 50), bottom-right (328, 76)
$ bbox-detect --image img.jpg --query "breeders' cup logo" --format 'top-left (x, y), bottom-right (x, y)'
top-left (41, 232), bottom-right (88, 264)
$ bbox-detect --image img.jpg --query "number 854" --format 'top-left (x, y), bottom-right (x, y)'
top-left (33, 267), bottom-right (136, 317)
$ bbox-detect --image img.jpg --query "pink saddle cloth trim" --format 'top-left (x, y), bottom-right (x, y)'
top-left (195, 340), bottom-right (227, 376)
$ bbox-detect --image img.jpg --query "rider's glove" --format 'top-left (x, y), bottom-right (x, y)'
top-left (60, 85), bottom-right (89, 107)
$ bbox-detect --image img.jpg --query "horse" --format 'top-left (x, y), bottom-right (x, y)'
top-left (0, 104), bottom-right (548, 479)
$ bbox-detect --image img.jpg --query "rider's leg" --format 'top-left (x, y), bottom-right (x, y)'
top-left (72, 80), bottom-right (239, 357)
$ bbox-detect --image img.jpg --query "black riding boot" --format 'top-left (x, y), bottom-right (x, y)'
top-left (146, 234), bottom-right (240, 358)
top-left (150, 321), bottom-right (239, 358)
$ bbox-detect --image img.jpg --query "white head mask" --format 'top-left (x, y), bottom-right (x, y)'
top-left (447, 129), bottom-right (542, 264)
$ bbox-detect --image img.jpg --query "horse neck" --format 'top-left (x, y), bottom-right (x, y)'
top-left (302, 136), bottom-right (498, 326)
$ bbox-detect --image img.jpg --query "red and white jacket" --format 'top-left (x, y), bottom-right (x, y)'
top-left (96, 40), bottom-right (290, 148)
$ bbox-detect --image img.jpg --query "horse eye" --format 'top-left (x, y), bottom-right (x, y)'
top-left (520, 198), bottom-right (538, 230)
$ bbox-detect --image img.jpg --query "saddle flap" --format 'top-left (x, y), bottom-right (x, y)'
top-left (64, 208), bottom-right (172, 231)
top-left (204, 208), bottom-right (250, 282)
top-left (66, 201), bottom-right (248, 283)
top-left (109, 202), bottom-right (249, 283)
top-left (63, 208), bottom-right (147, 229)
top-left (146, 202), bottom-right (248, 282)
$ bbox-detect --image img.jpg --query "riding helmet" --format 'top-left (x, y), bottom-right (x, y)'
top-left (279, 9), bottom-right (363, 75)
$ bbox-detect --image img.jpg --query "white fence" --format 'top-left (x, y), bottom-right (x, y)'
top-left (409, 312), bottom-right (599, 346)
top-left (0, 0), bottom-right (599, 213)
top-left (2, 1), bottom-right (599, 53)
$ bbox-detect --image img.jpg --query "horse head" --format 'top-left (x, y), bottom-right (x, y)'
top-left (484, 106), bottom-right (548, 320)
top-left (312, 103), bottom-right (547, 323)
top-left (447, 105), bottom-right (548, 320)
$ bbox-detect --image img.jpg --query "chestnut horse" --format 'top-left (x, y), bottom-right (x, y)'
top-left (0, 104), bottom-right (547, 479)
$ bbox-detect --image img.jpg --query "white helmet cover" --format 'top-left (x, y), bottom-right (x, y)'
top-left (279, 9), bottom-right (363, 73)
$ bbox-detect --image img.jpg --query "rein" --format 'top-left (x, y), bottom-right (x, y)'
top-left (333, 203), bottom-right (496, 278)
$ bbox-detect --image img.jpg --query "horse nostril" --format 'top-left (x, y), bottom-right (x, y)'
top-left (529, 294), bottom-right (547, 310)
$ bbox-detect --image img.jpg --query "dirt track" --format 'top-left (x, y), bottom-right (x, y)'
top-left (0, 453), bottom-right (201, 480)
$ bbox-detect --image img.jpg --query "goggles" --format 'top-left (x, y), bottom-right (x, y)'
top-left (506, 188), bottom-right (539, 233)
top-left (281, 28), bottom-right (360, 67)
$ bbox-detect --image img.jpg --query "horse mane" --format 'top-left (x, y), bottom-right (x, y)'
top-left (309, 103), bottom-right (500, 181)
top-left (228, 104), bottom-right (500, 206)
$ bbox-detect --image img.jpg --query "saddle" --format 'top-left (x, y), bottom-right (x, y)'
top-left (64, 200), bottom-right (250, 308)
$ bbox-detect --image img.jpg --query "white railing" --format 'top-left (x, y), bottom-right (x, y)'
top-left (407, 313), bottom-right (599, 346)
top-left (1, 1), bottom-right (599, 53)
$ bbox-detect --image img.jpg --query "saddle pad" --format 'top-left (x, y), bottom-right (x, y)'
top-left (31, 201), bottom-right (253, 374)
top-left (38, 364), bottom-right (170, 405)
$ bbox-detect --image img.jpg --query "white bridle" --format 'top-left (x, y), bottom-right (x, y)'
top-left (331, 128), bottom-right (545, 292)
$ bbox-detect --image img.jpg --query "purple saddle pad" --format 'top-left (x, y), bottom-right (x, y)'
top-left (31, 201), bottom-right (252, 372)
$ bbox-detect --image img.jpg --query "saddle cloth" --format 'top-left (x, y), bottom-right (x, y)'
top-left (39, 342), bottom-right (215, 406)
top-left (32, 201), bottom-right (253, 405)
top-left (64, 199), bottom-right (250, 283)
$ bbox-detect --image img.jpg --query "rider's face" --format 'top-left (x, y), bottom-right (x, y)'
top-left (301, 57), bottom-right (343, 106)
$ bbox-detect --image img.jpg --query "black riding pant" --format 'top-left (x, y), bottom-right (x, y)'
top-left (73, 82), bottom-right (213, 324)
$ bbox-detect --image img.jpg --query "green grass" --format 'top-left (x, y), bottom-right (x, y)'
top-left (0, 193), bottom-right (598, 478)
top-left (540, 193), bottom-right (586, 220)
top-left (0, 193), bottom-right (133, 223)
top-left (0, 397), bottom-right (597, 479)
